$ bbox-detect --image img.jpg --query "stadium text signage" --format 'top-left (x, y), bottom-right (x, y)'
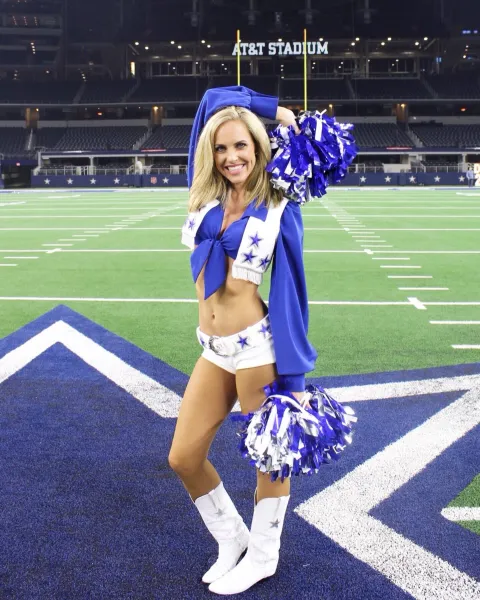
top-left (232, 41), bottom-right (328, 56)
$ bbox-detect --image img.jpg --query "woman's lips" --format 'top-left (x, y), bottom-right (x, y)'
top-left (225, 164), bottom-right (245, 174)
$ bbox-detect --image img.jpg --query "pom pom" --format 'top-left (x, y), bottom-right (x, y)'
top-left (232, 381), bottom-right (357, 482)
top-left (266, 111), bottom-right (358, 205)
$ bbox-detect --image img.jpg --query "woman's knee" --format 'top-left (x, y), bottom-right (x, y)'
top-left (168, 448), bottom-right (204, 478)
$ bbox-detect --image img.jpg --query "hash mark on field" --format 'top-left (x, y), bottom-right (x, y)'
top-left (431, 321), bottom-right (480, 325)
top-left (452, 345), bottom-right (480, 350)
top-left (0, 264), bottom-right (17, 267)
top-left (388, 276), bottom-right (433, 279)
top-left (380, 265), bottom-right (422, 269)
top-left (372, 258), bottom-right (410, 260)
top-left (3, 256), bottom-right (38, 260)
top-left (42, 243), bottom-right (72, 247)
top-left (399, 288), bottom-right (449, 291)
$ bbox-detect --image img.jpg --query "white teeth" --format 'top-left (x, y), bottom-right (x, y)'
top-left (226, 164), bottom-right (244, 173)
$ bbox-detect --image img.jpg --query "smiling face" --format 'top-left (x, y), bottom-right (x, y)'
top-left (213, 119), bottom-right (257, 190)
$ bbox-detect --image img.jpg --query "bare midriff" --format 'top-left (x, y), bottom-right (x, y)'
top-left (195, 255), bottom-right (267, 337)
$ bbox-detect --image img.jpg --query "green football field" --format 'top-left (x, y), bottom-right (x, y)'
top-left (1, 186), bottom-right (479, 533)
top-left (1, 186), bottom-right (479, 377)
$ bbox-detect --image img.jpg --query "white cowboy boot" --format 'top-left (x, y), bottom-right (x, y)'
top-left (194, 482), bottom-right (250, 584)
top-left (208, 494), bottom-right (290, 595)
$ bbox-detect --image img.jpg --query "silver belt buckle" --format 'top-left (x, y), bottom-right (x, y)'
top-left (208, 335), bottom-right (229, 357)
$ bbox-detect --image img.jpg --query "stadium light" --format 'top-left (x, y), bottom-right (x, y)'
top-left (201, 40), bottom-right (205, 43)
top-left (135, 41), bottom-right (139, 46)
top-left (356, 37), bottom-right (360, 41)
top-left (463, 55), bottom-right (467, 58)
top-left (415, 41), bottom-right (420, 45)
top-left (171, 41), bottom-right (175, 44)
top-left (145, 46), bottom-right (149, 50)
top-left (461, 107), bottom-right (467, 112)
top-left (351, 41), bottom-right (355, 46)
top-left (177, 45), bottom-right (182, 49)
top-left (387, 37), bottom-right (392, 41)
top-left (319, 38), bottom-right (323, 41)
top-left (207, 44), bottom-right (211, 48)
top-left (381, 41), bottom-right (385, 46)
top-left (424, 37), bottom-right (428, 41)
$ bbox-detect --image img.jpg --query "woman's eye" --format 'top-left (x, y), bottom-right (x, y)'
top-left (236, 142), bottom-right (246, 148)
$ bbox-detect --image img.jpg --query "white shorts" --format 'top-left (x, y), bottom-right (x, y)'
top-left (196, 315), bottom-right (276, 374)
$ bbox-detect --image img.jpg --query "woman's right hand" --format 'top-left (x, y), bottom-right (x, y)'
top-left (275, 106), bottom-right (300, 135)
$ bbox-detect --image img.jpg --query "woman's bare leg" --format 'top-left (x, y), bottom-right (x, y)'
top-left (168, 356), bottom-right (237, 500)
top-left (235, 364), bottom-right (290, 501)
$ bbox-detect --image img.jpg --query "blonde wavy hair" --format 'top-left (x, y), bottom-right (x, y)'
top-left (188, 106), bottom-right (283, 212)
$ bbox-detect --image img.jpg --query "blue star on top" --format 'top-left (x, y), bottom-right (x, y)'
top-left (187, 218), bottom-right (196, 230)
top-left (258, 323), bottom-right (271, 337)
top-left (242, 250), bottom-right (257, 264)
top-left (249, 232), bottom-right (263, 248)
top-left (258, 255), bottom-right (271, 270)
top-left (237, 335), bottom-right (249, 349)
top-left (199, 337), bottom-right (206, 347)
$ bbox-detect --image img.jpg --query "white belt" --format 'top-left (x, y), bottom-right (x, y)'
top-left (197, 315), bottom-right (272, 357)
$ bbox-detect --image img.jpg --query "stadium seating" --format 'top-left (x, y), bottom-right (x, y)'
top-left (141, 127), bottom-right (164, 149)
top-left (0, 81), bottom-right (80, 104)
top-left (130, 78), bottom-right (209, 102)
top-left (282, 78), bottom-right (351, 100)
top-left (154, 125), bottom-right (190, 149)
top-left (53, 126), bottom-right (148, 150)
top-left (352, 78), bottom-right (431, 99)
top-left (35, 127), bottom-right (67, 149)
top-left (0, 127), bottom-right (29, 156)
top-left (426, 73), bottom-right (480, 99)
top-left (411, 124), bottom-right (480, 147)
top-left (352, 124), bottom-right (413, 147)
top-left (79, 81), bottom-right (137, 104)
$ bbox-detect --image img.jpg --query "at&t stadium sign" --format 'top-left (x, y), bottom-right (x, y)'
top-left (232, 41), bottom-right (329, 56)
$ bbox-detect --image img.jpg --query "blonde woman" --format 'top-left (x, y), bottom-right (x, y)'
top-left (169, 87), bottom-right (317, 595)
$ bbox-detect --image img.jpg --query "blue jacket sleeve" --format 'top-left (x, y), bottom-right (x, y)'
top-left (269, 201), bottom-right (317, 392)
top-left (188, 86), bottom-right (278, 187)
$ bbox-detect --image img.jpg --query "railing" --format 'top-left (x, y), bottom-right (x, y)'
top-left (38, 167), bottom-right (90, 175)
top-left (411, 165), bottom-right (462, 173)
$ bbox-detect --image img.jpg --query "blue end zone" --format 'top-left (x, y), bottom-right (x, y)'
top-left (0, 306), bottom-right (478, 599)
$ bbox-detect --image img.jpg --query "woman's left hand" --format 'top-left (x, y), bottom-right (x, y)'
top-left (292, 390), bottom-right (310, 408)
top-left (275, 106), bottom-right (300, 135)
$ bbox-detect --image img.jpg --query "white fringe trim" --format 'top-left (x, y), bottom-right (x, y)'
top-left (232, 266), bottom-right (263, 285)
top-left (181, 231), bottom-right (195, 249)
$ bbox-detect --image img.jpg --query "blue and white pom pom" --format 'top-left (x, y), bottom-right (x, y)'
top-left (232, 381), bottom-right (357, 482)
top-left (266, 111), bottom-right (358, 205)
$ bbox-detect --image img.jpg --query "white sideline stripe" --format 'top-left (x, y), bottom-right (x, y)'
top-left (3, 256), bottom-right (38, 260)
top-left (360, 245), bottom-right (393, 247)
top-left (0, 296), bottom-right (412, 306)
top-left (0, 321), bottom-right (182, 418)
top-left (400, 288), bottom-right (449, 291)
top-left (0, 215), bottom-right (170, 219)
top-left (426, 302), bottom-right (480, 306)
top-left (441, 507), bottom-right (480, 521)
top-left (303, 215), bottom-right (480, 218)
top-left (380, 265), bottom-right (422, 269)
top-left (296, 384), bottom-right (480, 600)
top-left (388, 276), bottom-right (433, 279)
top-left (430, 321), bottom-right (480, 325)
top-left (0, 264), bottom-right (17, 267)
top-left (452, 345), bottom-right (480, 350)
top-left (373, 258), bottom-right (410, 260)
top-left (408, 297), bottom-right (427, 310)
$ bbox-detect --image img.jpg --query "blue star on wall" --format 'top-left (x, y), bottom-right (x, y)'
top-left (237, 335), bottom-right (249, 349)
top-left (242, 250), bottom-right (257, 264)
top-left (258, 255), bottom-right (271, 269)
top-left (249, 232), bottom-right (263, 248)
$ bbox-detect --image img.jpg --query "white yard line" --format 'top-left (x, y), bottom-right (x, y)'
top-left (452, 345), bottom-right (480, 349)
top-left (42, 243), bottom-right (72, 247)
top-left (400, 288), bottom-right (449, 291)
top-left (0, 264), bottom-right (17, 267)
top-left (441, 507), bottom-right (480, 521)
top-left (3, 256), bottom-right (38, 260)
top-left (430, 321), bottom-right (480, 325)
top-left (388, 276), bottom-right (433, 279)
top-left (380, 265), bottom-right (422, 269)
top-left (372, 258), bottom-right (410, 260)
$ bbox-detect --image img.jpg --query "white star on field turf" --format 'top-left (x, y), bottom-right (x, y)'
top-left (360, 176), bottom-right (367, 183)
top-left (434, 176), bottom-right (441, 182)
top-left (385, 176), bottom-right (391, 183)
top-left (163, 177), bottom-right (169, 184)
top-left (459, 175), bottom-right (465, 182)
top-left (67, 178), bottom-right (73, 185)
top-left (44, 178), bottom-right (50, 185)
top-left (90, 178), bottom-right (96, 184)
top-left (409, 176), bottom-right (416, 183)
